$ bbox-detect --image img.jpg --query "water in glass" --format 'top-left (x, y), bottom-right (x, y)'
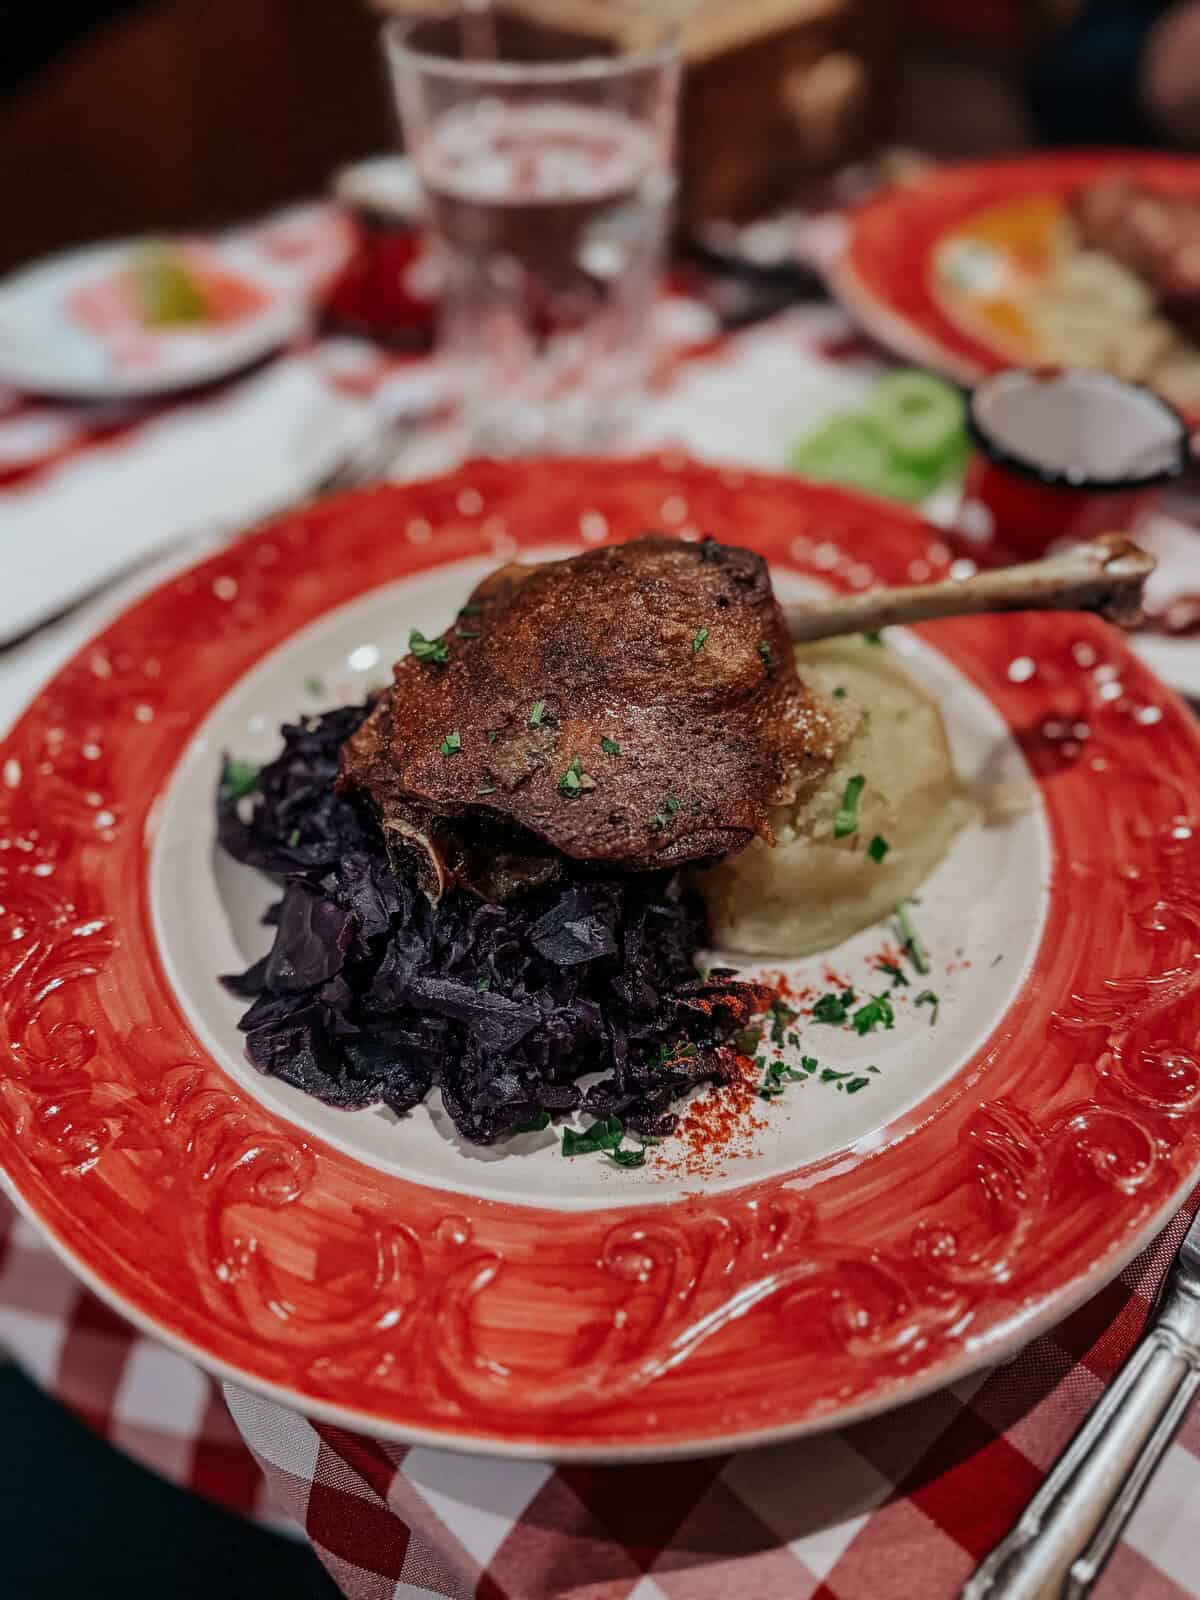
top-left (417, 96), bottom-right (675, 451)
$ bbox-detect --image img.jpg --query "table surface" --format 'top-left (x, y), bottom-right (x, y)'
top-left (3, 208), bottom-right (1200, 1600)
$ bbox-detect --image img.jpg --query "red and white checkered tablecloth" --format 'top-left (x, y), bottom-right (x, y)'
top-left (4, 200), bottom-right (1200, 1595)
top-left (4, 1184), bottom-right (1200, 1599)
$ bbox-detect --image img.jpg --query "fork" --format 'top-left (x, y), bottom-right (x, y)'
top-left (309, 408), bottom-right (418, 498)
top-left (964, 1205), bottom-right (1200, 1599)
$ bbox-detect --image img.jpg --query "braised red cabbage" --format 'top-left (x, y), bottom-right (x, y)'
top-left (217, 703), bottom-right (762, 1144)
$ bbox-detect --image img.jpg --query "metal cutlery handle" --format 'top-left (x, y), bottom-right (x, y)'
top-left (964, 1276), bottom-right (1200, 1600)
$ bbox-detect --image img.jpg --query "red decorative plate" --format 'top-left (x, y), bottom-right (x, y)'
top-left (3, 457), bottom-right (1200, 1460)
top-left (833, 151), bottom-right (1200, 415)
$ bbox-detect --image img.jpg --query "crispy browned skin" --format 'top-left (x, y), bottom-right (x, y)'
top-left (340, 536), bottom-right (836, 880)
top-left (340, 692), bottom-right (562, 901)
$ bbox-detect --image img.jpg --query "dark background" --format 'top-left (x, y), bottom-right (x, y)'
top-left (1, 0), bottom-right (1192, 273)
top-left (0, 1362), bottom-right (340, 1597)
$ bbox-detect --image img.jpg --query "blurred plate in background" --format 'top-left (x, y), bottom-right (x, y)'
top-left (830, 150), bottom-right (1200, 431)
top-left (0, 235), bottom-right (311, 400)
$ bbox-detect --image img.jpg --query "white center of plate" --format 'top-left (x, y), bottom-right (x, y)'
top-left (149, 552), bottom-right (1050, 1209)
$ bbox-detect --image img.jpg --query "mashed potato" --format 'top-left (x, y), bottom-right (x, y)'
top-left (695, 639), bottom-right (972, 956)
top-left (1028, 246), bottom-right (1200, 414)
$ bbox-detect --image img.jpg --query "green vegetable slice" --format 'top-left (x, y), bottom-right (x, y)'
top-left (876, 456), bottom-right (949, 504)
top-left (788, 414), bottom-right (894, 496)
top-left (868, 372), bottom-right (967, 471)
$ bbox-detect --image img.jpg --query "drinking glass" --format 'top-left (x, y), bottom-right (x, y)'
top-left (385, 10), bottom-right (681, 454)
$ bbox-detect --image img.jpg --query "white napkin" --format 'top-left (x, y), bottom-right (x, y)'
top-left (0, 355), bottom-right (371, 644)
top-left (627, 317), bottom-right (878, 468)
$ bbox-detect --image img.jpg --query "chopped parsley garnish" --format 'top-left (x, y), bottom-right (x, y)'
top-left (440, 731), bottom-right (462, 757)
top-left (455, 624), bottom-right (481, 640)
top-left (652, 794), bottom-right (681, 826)
top-left (513, 1110), bottom-right (550, 1133)
top-left (895, 900), bottom-right (931, 975)
top-left (304, 675), bottom-right (325, 696)
top-left (693, 626), bottom-right (709, 652)
top-left (863, 630), bottom-right (884, 645)
top-left (875, 960), bottom-right (909, 987)
top-left (915, 989), bottom-right (940, 1024)
top-left (834, 774), bottom-right (866, 838)
top-left (561, 1114), bottom-right (646, 1167)
top-left (833, 686), bottom-right (847, 699)
top-left (819, 1066), bottom-right (873, 1093)
top-left (868, 834), bottom-right (890, 863)
top-left (562, 1119), bottom-right (622, 1156)
top-left (757, 640), bottom-right (774, 675)
top-left (758, 1058), bottom-right (808, 1100)
top-left (287, 828), bottom-right (301, 847)
top-left (221, 759), bottom-right (260, 799)
top-left (409, 629), bottom-right (450, 666)
top-left (609, 1146), bottom-right (647, 1168)
top-left (475, 976), bottom-right (492, 990)
top-left (736, 1023), bottom-right (764, 1055)
top-left (648, 1040), bottom-right (696, 1068)
top-left (529, 699), bottom-right (546, 727)
top-left (600, 736), bottom-right (620, 756)
top-left (812, 989), bottom-right (856, 1025)
top-left (558, 754), bottom-right (584, 797)
top-left (487, 730), bottom-right (500, 744)
top-left (852, 992), bottom-right (895, 1036)
top-left (768, 998), bottom-right (799, 1046)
